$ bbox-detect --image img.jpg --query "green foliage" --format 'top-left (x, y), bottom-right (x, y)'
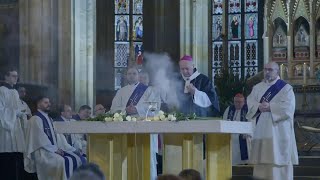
top-left (172, 112), bottom-right (197, 121)
top-left (214, 71), bottom-right (249, 112)
top-left (86, 114), bottom-right (108, 122)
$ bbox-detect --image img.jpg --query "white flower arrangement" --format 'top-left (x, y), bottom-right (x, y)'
top-left (87, 110), bottom-right (195, 122)
top-left (103, 112), bottom-right (137, 122)
top-left (149, 110), bottom-right (177, 121)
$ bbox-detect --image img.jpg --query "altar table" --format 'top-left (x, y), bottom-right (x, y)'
top-left (54, 120), bottom-right (252, 180)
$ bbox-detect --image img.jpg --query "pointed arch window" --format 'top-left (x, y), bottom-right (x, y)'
top-left (211, 0), bottom-right (263, 79)
top-left (114, 0), bottom-right (144, 90)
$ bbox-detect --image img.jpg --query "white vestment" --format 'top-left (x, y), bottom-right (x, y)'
top-left (246, 77), bottom-right (298, 180)
top-left (59, 116), bottom-right (87, 154)
top-left (110, 83), bottom-right (160, 180)
top-left (19, 99), bottom-right (32, 117)
top-left (223, 106), bottom-right (250, 165)
top-left (110, 82), bottom-right (155, 116)
top-left (0, 86), bottom-right (26, 153)
top-left (24, 110), bottom-right (85, 180)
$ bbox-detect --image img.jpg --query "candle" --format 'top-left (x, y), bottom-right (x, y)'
top-left (280, 64), bottom-right (284, 79)
top-left (303, 63), bottom-right (307, 85)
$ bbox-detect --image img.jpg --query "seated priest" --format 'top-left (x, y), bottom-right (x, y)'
top-left (94, 104), bottom-right (106, 117)
top-left (72, 105), bottom-right (92, 121)
top-left (24, 96), bottom-right (86, 180)
top-left (55, 104), bottom-right (87, 155)
top-left (110, 66), bottom-right (160, 116)
top-left (178, 55), bottom-right (220, 117)
top-left (223, 93), bottom-right (250, 165)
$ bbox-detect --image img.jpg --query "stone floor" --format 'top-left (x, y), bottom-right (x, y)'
top-left (232, 156), bottom-right (320, 180)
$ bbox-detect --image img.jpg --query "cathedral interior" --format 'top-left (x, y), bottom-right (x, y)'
top-left (1, 0), bottom-right (320, 179)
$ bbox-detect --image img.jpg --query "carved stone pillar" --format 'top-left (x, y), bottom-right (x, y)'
top-left (309, 9), bottom-right (315, 78)
top-left (73, 0), bottom-right (96, 110)
top-left (263, 4), bottom-right (270, 65)
top-left (287, 21), bottom-right (293, 79)
top-left (180, 0), bottom-right (209, 75)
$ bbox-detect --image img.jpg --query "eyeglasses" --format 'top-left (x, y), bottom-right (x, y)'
top-left (9, 74), bottom-right (19, 78)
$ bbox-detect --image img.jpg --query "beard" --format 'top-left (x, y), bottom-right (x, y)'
top-left (42, 107), bottom-right (51, 113)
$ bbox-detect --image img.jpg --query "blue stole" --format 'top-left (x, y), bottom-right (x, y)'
top-left (35, 111), bottom-right (55, 145)
top-left (35, 112), bottom-right (86, 178)
top-left (227, 105), bottom-right (249, 161)
top-left (256, 79), bottom-right (287, 124)
top-left (126, 83), bottom-right (148, 107)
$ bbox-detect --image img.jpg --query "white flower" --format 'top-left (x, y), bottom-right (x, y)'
top-left (153, 116), bottom-right (160, 121)
top-left (113, 117), bottom-right (118, 121)
top-left (168, 114), bottom-right (174, 120)
top-left (104, 117), bottom-right (113, 122)
top-left (158, 110), bottom-right (165, 116)
top-left (164, 117), bottom-right (169, 121)
top-left (118, 117), bottom-right (123, 121)
top-left (120, 111), bottom-right (126, 116)
top-left (171, 117), bottom-right (177, 121)
top-left (160, 114), bottom-right (166, 121)
top-left (114, 113), bottom-right (120, 118)
top-left (126, 116), bottom-right (132, 121)
top-left (132, 117), bottom-right (137, 121)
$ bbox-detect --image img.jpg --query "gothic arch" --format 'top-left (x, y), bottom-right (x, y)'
top-left (272, 17), bottom-right (288, 62)
top-left (293, 16), bottom-right (310, 59)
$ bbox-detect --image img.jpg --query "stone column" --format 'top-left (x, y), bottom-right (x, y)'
top-left (57, 0), bottom-right (74, 106)
top-left (73, 0), bottom-right (96, 110)
top-left (180, 0), bottom-right (193, 56)
top-left (19, 0), bottom-right (58, 86)
top-left (180, 0), bottom-right (209, 75)
top-left (287, 21), bottom-right (293, 79)
top-left (309, 10), bottom-right (315, 78)
top-left (263, 5), bottom-right (270, 64)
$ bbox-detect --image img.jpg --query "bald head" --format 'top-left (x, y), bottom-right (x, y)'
top-left (264, 62), bottom-right (280, 82)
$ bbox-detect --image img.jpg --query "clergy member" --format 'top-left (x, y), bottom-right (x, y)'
top-left (111, 66), bottom-right (160, 180)
top-left (17, 86), bottom-right (32, 119)
top-left (94, 104), bottom-right (106, 117)
top-left (246, 62), bottom-right (298, 180)
top-left (178, 55), bottom-right (220, 116)
top-left (72, 105), bottom-right (92, 121)
top-left (24, 96), bottom-right (86, 180)
top-left (223, 93), bottom-right (250, 165)
top-left (110, 66), bottom-right (158, 116)
top-left (55, 104), bottom-right (87, 154)
top-left (0, 67), bottom-right (27, 180)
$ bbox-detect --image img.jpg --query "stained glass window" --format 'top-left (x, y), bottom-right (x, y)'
top-left (211, 0), bottom-right (261, 79)
top-left (212, 0), bottom-right (224, 77)
top-left (114, 0), bottom-right (144, 90)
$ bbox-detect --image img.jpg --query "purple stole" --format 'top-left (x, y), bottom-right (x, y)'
top-left (35, 111), bottom-right (55, 145)
top-left (227, 105), bottom-right (249, 161)
top-left (126, 83), bottom-right (148, 107)
top-left (256, 79), bottom-right (287, 124)
top-left (35, 111), bottom-right (86, 178)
